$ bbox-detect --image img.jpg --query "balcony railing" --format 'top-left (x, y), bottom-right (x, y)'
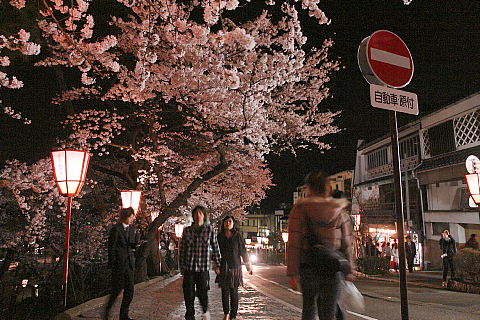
top-left (367, 155), bottom-right (420, 179)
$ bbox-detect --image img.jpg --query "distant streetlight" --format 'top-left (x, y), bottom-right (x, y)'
top-left (174, 224), bottom-right (184, 270)
top-left (51, 150), bottom-right (91, 307)
top-left (281, 232), bottom-right (288, 264)
top-left (120, 190), bottom-right (142, 214)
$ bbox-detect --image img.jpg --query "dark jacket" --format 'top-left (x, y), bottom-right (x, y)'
top-left (405, 241), bottom-right (416, 259)
top-left (217, 230), bottom-right (249, 270)
top-left (108, 223), bottom-right (137, 273)
top-left (287, 196), bottom-right (354, 276)
top-left (439, 236), bottom-right (456, 258)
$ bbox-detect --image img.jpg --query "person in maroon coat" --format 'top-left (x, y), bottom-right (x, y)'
top-left (287, 171), bottom-right (355, 320)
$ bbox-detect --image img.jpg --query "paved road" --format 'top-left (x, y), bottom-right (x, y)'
top-left (247, 265), bottom-right (480, 320)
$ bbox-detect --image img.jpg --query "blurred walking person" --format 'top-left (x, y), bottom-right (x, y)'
top-left (179, 206), bottom-right (221, 320)
top-left (287, 171), bottom-right (355, 320)
top-left (103, 208), bottom-right (137, 320)
top-left (216, 216), bottom-right (253, 320)
top-left (439, 230), bottom-right (456, 287)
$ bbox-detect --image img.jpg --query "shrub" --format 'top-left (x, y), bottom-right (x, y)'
top-left (454, 248), bottom-right (480, 284)
top-left (356, 257), bottom-right (391, 275)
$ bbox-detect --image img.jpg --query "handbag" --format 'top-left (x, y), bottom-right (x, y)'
top-left (339, 280), bottom-right (365, 313)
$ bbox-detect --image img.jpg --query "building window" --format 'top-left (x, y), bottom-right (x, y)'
top-left (399, 135), bottom-right (420, 159)
top-left (426, 120), bottom-right (456, 156)
top-left (454, 109), bottom-right (480, 148)
top-left (367, 147), bottom-right (388, 170)
top-left (432, 222), bottom-right (450, 236)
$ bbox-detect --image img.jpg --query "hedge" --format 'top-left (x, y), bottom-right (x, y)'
top-left (356, 256), bottom-right (391, 275)
top-left (454, 248), bottom-right (480, 285)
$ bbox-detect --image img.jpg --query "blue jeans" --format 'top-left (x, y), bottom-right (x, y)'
top-left (299, 268), bottom-right (341, 320)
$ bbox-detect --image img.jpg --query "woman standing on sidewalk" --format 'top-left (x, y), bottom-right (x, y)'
top-left (216, 215), bottom-right (252, 320)
top-left (391, 241), bottom-right (399, 272)
top-left (439, 229), bottom-right (456, 287)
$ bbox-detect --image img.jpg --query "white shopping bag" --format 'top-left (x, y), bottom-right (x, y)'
top-left (339, 280), bottom-right (365, 313)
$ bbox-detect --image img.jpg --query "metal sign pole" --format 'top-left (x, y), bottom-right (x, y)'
top-left (389, 111), bottom-right (409, 320)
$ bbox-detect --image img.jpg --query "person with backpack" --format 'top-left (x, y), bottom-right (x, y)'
top-left (287, 171), bottom-right (355, 320)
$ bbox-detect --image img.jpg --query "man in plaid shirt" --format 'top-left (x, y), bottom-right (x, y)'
top-left (180, 205), bottom-right (221, 320)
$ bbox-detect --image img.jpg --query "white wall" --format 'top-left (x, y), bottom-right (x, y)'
top-left (426, 181), bottom-right (464, 211)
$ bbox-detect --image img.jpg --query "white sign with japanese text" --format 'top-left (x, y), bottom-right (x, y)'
top-left (370, 84), bottom-right (418, 115)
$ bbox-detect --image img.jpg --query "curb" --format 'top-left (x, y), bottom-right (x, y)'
top-left (355, 271), bottom-right (443, 290)
top-left (53, 271), bottom-right (180, 320)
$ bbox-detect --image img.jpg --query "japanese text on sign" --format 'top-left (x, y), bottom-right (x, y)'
top-left (369, 84), bottom-right (418, 115)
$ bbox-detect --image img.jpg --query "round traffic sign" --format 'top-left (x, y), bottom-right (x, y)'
top-left (358, 30), bottom-right (414, 88)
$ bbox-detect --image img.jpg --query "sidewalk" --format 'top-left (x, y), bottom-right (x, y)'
top-left (359, 270), bottom-right (444, 289)
top-left (65, 272), bottom-right (300, 320)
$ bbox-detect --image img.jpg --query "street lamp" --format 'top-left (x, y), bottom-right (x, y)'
top-left (465, 155), bottom-right (480, 206)
top-left (120, 190), bottom-right (142, 214)
top-left (281, 232), bottom-right (288, 264)
top-left (465, 173), bottom-right (480, 205)
top-left (51, 150), bottom-right (91, 307)
top-left (175, 224), bottom-right (184, 270)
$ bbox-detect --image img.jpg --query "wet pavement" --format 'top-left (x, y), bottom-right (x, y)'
top-left (74, 272), bottom-right (300, 319)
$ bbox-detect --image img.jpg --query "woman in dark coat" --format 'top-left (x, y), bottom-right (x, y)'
top-left (439, 229), bottom-right (456, 287)
top-left (216, 216), bottom-right (252, 320)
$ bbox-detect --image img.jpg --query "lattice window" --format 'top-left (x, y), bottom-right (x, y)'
top-left (454, 109), bottom-right (480, 147)
top-left (421, 130), bottom-right (431, 158)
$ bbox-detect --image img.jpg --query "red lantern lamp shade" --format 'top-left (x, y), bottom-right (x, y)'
top-left (121, 190), bottom-right (142, 214)
top-left (51, 150), bottom-right (91, 197)
top-left (281, 232), bottom-right (289, 243)
top-left (465, 173), bottom-right (480, 205)
top-left (175, 224), bottom-right (184, 238)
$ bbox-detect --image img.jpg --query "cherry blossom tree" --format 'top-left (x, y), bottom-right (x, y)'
top-left (1, 0), bottom-right (353, 281)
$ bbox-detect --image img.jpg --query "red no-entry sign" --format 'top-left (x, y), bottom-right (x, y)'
top-left (358, 30), bottom-right (414, 88)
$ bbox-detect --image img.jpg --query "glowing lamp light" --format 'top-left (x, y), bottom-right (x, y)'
top-left (51, 150), bottom-right (91, 197)
top-left (282, 232), bottom-right (289, 243)
top-left (465, 173), bottom-right (480, 205)
top-left (175, 224), bottom-right (184, 238)
top-left (51, 149), bottom-right (91, 307)
top-left (121, 190), bottom-right (142, 214)
top-left (151, 211), bottom-right (160, 222)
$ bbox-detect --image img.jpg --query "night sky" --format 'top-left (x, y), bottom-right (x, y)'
top-left (1, 1), bottom-right (479, 212)
top-left (262, 0), bottom-right (480, 210)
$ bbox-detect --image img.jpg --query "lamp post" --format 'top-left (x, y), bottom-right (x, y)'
top-left (120, 190), bottom-right (142, 214)
top-left (175, 224), bottom-right (184, 271)
top-left (151, 211), bottom-right (162, 273)
top-left (51, 150), bottom-right (91, 307)
top-left (281, 232), bottom-right (288, 264)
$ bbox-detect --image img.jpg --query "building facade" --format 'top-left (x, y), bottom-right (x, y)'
top-left (353, 93), bottom-right (480, 269)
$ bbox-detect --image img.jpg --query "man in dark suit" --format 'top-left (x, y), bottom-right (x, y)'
top-left (103, 207), bottom-right (137, 320)
top-left (405, 235), bottom-right (416, 273)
